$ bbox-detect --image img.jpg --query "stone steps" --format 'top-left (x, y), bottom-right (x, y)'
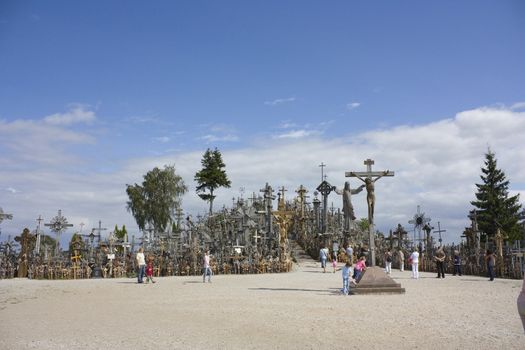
top-left (352, 266), bottom-right (405, 295)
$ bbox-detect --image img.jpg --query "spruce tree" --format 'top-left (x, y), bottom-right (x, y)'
top-left (194, 148), bottom-right (231, 214)
top-left (471, 150), bottom-right (522, 241)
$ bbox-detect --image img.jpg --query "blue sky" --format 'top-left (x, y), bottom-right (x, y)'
top-left (1, 1), bottom-right (524, 246)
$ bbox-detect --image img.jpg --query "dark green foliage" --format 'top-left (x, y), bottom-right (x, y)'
top-left (471, 150), bottom-right (522, 241)
top-left (113, 224), bottom-right (127, 240)
top-left (194, 148), bottom-right (231, 214)
top-left (126, 165), bottom-right (187, 233)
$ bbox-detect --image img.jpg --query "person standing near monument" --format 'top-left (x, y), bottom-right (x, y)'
top-left (398, 248), bottom-right (405, 272)
top-left (452, 250), bottom-right (462, 276)
top-left (384, 249), bottom-right (392, 274)
top-left (333, 182), bottom-right (365, 231)
top-left (354, 256), bottom-right (367, 282)
top-left (410, 248), bottom-right (419, 279)
top-left (136, 247), bottom-right (146, 284)
top-left (203, 250), bottom-right (212, 283)
top-left (319, 245), bottom-right (329, 273)
top-left (485, 249), bottom-right (496, 281)
top-left (435, 247), bottom-right (446, 279)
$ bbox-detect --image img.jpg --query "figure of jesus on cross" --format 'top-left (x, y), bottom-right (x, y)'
top-left (346, 159), bottom-right (394, 266)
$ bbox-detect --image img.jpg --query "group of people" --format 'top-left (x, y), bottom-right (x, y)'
top-left (135, 247), bottom-right (156, 284)
top-left (319, 244), bottom-right (368, 295)
top-left (385, 247), bottom-right (498, 281)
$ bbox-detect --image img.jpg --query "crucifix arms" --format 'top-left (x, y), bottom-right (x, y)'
top-left (346, 170), bottom-right (393, 182)
top-left (332, 184), bottom-right (365, 195)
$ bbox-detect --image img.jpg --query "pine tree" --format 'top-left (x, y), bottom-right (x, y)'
top-left (194, 148), bottom-right (231, 214)
top-left (471, 150), bottom-right (522, 241)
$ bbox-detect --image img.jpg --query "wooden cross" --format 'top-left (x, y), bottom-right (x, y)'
top-left (92, 220), bottom-right (107, 242)
top-left (345, 158), bottom-right (395, 179)
top-left (433, 221), bottom-right (446, 246)
top-left (35, 215), bottom-right (44, 255)
top-left (346, 159), bottom-right (394, 267)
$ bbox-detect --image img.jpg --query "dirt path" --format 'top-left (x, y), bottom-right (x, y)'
top-left (0, 259), bottom-right (523, 349)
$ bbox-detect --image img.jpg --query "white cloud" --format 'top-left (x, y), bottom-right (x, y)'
top-left (1, 103), bottom-right (524, 249)
top-left (511, 102), bottom-right (525, 110)
top-left (275, 129), bottom-right (316, 139)
top-left (264, 97), bottom-right (296, 106)
top-left (5, 187), bottom-right (18, 194)
top-left (347, 102), bottom-right (361, 110)
top-left (44, 105), bottom-right (96, 125)
top-left (200, 134), bottom-right (239, 143)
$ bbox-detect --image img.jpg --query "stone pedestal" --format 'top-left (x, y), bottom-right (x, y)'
top-left (352, 266), bottom-right (405, 294)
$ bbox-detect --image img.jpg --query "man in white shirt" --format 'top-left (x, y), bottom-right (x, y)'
top-left (410, 248), bottom-right (419, 279)
top-left (319, 245), bottom-right (329, 273)
top-left (136, 247), bottom-right (146, 284)
top-left (203, 250), bottom-right (212, 283)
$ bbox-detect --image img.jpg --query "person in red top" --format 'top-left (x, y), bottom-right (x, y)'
top-left (145, 256), bottom-right (156, 284)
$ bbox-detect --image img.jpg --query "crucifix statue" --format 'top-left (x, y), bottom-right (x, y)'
top-left (346, 159), bottom-right (394, 266)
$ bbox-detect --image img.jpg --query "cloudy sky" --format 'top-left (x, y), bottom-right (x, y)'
top-left (1, 1), bottom-right (524, 247)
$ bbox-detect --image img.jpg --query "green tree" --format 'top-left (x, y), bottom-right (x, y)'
top-left (357, 218), bottom-right (370, 232)
top-left (471, 150), bottom-right (522, 241)
top-left (194, 148), bottom-right (231, 214)
top-left (126, 165), bottom-right (187, 233)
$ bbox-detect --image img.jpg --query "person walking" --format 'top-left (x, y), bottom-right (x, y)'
top-left (145, 256), bottom-right (156, 284)
top-left (203, 250), bottom-right (212, 283)
top-left (384, 249), bottom-right (392, 274)
top-left (435, 247), bottom-right (446, 278)
top-left (319, 245), bottom-right (329, 273)
top-left (452, 250), bottom-right (462, 276)
top-left (398, 248), bottom-right (405, 272)
top-left (485, 249), bottom-right (496, 281)
top-left (410, 248), bottom-right (419, 279)
top-left (136, 247), bottom-right (146, 284)
top-left (340, 261), bottom-right (356, 295)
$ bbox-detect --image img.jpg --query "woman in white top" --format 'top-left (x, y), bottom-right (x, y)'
top-left (136, 247), bottom-right (146, 284)
top-left (410, 249), bottom-right (419, 279)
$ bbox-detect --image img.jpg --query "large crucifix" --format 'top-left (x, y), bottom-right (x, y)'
top-left (346, 158), bottom-right (394, 266)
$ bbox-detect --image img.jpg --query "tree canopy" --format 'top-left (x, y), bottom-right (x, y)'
top-left (194, 148), bottom-right (231, 214)
top-left (471, 150), bottom-right (522, 241)
top-left (126, 165), bottom-right (187, 233)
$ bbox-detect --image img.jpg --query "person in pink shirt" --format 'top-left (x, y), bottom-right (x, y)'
top-left (203, 250), bottom-right (212, 283)
top-left (354, 256), bottom-right (367, 282)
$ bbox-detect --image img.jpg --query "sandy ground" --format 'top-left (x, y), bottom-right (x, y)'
top-left (1, 257), bottom-right (524, 350)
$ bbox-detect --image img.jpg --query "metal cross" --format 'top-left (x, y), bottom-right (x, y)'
top-left (44, 209), bottom-right (73, 256)
top-left (319, 162), bottom-right (326, 182)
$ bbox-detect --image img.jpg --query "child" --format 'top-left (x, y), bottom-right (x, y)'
top-left (332, 257), bottom-right (337, 273)
top-left (340, 261), bottom-right (356, 295)
top-left (354, 256), bottom-right (367, 282)
top-left (145, 256), bottom-right (156, 284)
